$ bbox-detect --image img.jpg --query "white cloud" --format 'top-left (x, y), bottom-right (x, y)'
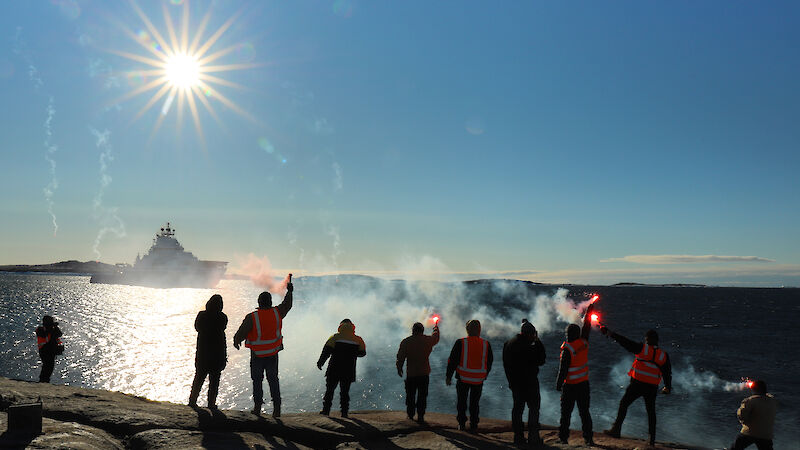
top-left (600, 254), bottom-right (774, 264)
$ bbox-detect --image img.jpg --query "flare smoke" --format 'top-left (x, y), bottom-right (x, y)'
top-left (90, 128), bottom-right (126, 259)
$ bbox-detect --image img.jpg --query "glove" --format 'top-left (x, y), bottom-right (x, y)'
top-left (287, 282), bottom-right (293, 293)
top-left (445, 377), bottom-right (452, 386)
top-left (661, 387), bottom-right (672, 395)
top-left (233, 341), bottom-right (240, 350)
top-left (600, 326), bottom-right (608, 336)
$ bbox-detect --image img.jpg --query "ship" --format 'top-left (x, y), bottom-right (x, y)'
top-left (90, 223), bottom-right (228, 288)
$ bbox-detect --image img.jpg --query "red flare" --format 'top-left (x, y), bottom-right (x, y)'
top-left (590, 294), bottom-right (600, 304)
top-left (746, 380), bottom-right (754, 389)
top-left (432, 315), bottom-right (440, 325)
top-left (590, 313), bottom-right (600, 323)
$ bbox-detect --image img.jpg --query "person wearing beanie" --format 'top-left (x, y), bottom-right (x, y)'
top-left (503, 319), bottom-right (546, 447)
top-left (189, 294), bottom-right (228, 409)
top-left (317, 318), bottom-right (367, 418)
top-left (731, 380), bottom-right (777, 450)
top-left (446, 319), bottom-right (493, 432)
top-left (233, 276), bottom-right (294, 417)
top-left (556, 302), bottom-right (595, 446)
top-left (601, 326), bottom-right (672, 447)
top-left (396, 321), bottom-right (440, 423)
top-left (35, 315), bottom-right (63, 383)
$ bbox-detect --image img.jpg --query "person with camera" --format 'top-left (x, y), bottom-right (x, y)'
top-left (35, 315), bottom-right (63, 383)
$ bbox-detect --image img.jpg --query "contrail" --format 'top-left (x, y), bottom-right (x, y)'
top-left (90, 128), bottom-right (126, 259)
top-left (15, 27), bottom-right (59, 236)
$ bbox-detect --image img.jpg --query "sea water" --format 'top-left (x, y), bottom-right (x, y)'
top-left (1, 273), bottom-right (798, 448)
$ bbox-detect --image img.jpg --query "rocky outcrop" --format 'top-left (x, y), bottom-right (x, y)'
top-left (0, 377), bottom-right (704, 449)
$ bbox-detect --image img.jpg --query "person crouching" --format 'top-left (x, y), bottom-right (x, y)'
top-left (317, 318), bottom-right (366, 418)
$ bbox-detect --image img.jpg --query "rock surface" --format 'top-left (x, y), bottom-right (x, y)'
top-left (0, 377), bottom-right (706, 449)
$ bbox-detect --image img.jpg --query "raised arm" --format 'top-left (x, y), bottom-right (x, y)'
top-left (276, 283), bottom-right (294, 318)
top-left (604, 329), bottom-right (644, 354)
top-left (580, 303), bottom-right (594, 341)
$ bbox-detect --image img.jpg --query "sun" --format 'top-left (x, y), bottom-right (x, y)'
top-left (107, 1), bottom-right (260, 144)
top-left (165, 53), bottom-right (200, 88)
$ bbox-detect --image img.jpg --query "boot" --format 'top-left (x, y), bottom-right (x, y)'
top-left (319, 409), bottom-right (330, 416)
top-left (603, 425), bottom-right (621, 438)
top-left (273, 403), bottom-right (281, 418)
top-left (251, 403), bottom-right (262, 416)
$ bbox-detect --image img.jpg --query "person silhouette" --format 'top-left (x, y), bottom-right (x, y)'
top-left (189, 294), bottom-right (228, 409)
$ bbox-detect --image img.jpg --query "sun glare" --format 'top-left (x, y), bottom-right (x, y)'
top-left (108, 1), bottom-right (260, 145)
top-left (165, 53), bottom-right (200, 88)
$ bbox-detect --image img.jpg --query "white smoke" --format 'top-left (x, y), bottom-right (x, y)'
top-left (672, 363), bottom-right (751, 392)
top-left (332, 162), bottom-right (343, 191)
top-left (43, 99), bottom-right (59, 236)
top-left (90, 128), bottom-right (126, 259)
top-left (14, 28), bottom-right (60, 236)
top-left (326, 225), bottom-right (342, 269)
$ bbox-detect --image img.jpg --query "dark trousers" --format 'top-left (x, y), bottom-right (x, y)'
top-left (39, 352), bottom-right (55, 383)
top-left (559, 381), bottom-right (592, 441)
top-left (511, 379), bottom-right (541, 441)
top-left (731, 433), bottom-right (773, 450)
top-left (405, 375), bottom-right (429, 419)
top-left (613, 379), bottom-right (658, 439)
top-left (456, 380), bottom-right (483, 426)
top-left (322, 374), bottom-right (352, 414)
top-left (189, 368), bottom-right (221, 407)
top-left (250, 354), bottom-right (280, 406)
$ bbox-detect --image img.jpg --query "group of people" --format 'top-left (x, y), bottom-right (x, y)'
top-left (36, 284), bottom-right (777, 449)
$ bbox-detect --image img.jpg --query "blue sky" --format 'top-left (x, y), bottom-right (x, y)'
top-left (1, 0), bottom-right (799, 286)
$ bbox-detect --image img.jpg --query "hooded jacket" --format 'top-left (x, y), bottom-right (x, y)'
top-left (738, 393), bottom-right (777, 440)
top-left (194, 296), bottom-right (228, 372)
top-left (317, 321), bottom-right (366, 382)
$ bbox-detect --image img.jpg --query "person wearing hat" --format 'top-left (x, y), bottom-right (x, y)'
top-left (35, 315), bottom-right (63, 383)
top-left (317, 318), bottom-right (367, 418)
top-left (503, 319), bottom-right (546, 447)
top-left (556, 303), bottom-right (595, 446)
top-left (396, 321), bottom-right (440, 423)
top-left (730, 380), bottom-right (777, 450)
top-left (446, 319), bottom-right (493, 432)
top-left (233, 279), bottom-right (294, 417)
top-left (601, 326), bottom-right (672, 447)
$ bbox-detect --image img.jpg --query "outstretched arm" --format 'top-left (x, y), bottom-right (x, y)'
top-left (602, 328), bottom-right (643, 354)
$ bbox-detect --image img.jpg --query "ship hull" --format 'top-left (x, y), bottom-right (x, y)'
top-left (90, 265), bottom-right (226, 289)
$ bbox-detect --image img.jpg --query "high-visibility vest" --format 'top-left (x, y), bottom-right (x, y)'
top-left (36, 332), bottom-right (62, 350)
top-left (245, 308), bottom-right (283, 357)
top-left (456, 336), bottom-right (489, 385)
top-left (628, 343), bottom-right (666, 385)
top-left (561, 338), bottom-right (589, 384)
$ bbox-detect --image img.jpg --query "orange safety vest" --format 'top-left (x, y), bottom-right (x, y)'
top-left (36, 332), bottom-right (62, 350)
top-left (245, 307), bottom-right (283, 357)
top-left (456, 336), bottom-right (489, 385)
top-left (628, 343), bottom-right (666, 385)
top-left (561, 338), bottom-right (589, 384)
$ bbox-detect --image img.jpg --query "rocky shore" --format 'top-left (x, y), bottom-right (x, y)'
top-left (0, 377), bottom-right (705, 449)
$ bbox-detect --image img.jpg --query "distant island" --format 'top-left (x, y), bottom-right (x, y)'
top-left (0, 260), bottom-right (115, 275)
